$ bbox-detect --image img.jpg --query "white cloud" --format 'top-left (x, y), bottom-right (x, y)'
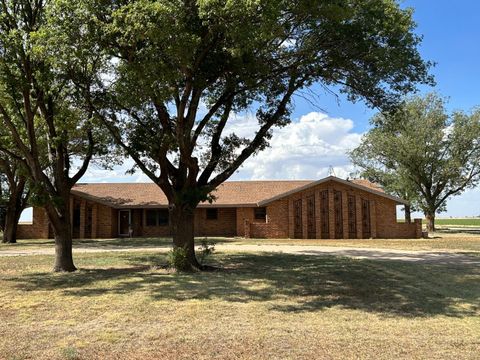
top-left (81, 159), bottom-right (152, 183)
top-left (79, 111), bottom-right (363, 183)
top-left (227, 112), bottom-right (363, 180)
top-left (29, 110), bottom-right (478, 217)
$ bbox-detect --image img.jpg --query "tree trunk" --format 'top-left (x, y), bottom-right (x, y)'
top-left (52, 220), bottom-right (76, 272)
top-left (404, 205), bottom-right (411, 223)
top-left (45, 197), bottom-right (76, 272)
top-left (425, 213), bottom-right (435, 232)
top-left (2, 207), bottom-right (20, 243)
top-left (1, 182), bottom-right (25, 244)
top-left (170, 205), bottom-right (201, 270)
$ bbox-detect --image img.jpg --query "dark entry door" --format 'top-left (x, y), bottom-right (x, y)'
top-left (119, 210), bottom-right (130, 236)
top-left (306, 196), bottom-right (315, 238)
top-left (362, 199), bottom-right (371, 238)
top-left (293, 199), bottom-right (302, 239)
top-left (334, 191), bottom-right (343, 239)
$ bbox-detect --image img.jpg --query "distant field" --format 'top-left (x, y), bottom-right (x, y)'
top-left (434, 218), bottom-right (480, 227)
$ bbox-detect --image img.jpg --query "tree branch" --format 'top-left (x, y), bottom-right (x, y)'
top-left (207, 78), bottom-right (298, 188)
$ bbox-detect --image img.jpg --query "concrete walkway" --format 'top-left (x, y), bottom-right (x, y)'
top-left (0, 243), bottom-right (479, 265)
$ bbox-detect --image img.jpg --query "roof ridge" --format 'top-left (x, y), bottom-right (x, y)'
top-left (75, 179), bottom-right (315, 185)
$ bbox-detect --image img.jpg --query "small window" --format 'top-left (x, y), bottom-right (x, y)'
top-left (254, 207), bottom-right (267, 221)
top-left (146, 209), bottom-right (157, 226)
top-left (158, 209), bottom-right (169, 226)
top-left (206, 208), bottom-right (218, 220)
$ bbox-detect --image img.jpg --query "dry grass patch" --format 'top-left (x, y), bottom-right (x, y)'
top-left (0, 250), bottom-right (479, 359)
top-left (3, 233), bottom-right (480, 254)
top-left (237, 232), bottom-right (480, 252)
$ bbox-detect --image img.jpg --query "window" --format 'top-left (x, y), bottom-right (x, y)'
top-left (158, 209), bottom-right (169, 226)
top-left (146, 210), bottom-right (157, 226)
top-left (206, 208), bottom-right (218, 220)
top-left (146, 209), bottom-right (170, 226)
top-left (254, 207), bottom-right (266, 221)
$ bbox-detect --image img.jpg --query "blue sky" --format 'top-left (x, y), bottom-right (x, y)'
top-left (22, 0), bottom-right (479, 221)
top-left (281, 0), bottom-right (480, 217)
top-left (290, 0), bottom-right (480, 131)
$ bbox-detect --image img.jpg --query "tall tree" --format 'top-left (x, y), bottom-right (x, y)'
top-left (56, 0), bottom-right (432, 269)
top-left (350, 93), bottom-right (480, 232)
top-left (0, 153), bottom-right (30, 244)
top-left (0, 1), bottom-right (107, 271)
top-left (0, 172), bottom-right (7, 233)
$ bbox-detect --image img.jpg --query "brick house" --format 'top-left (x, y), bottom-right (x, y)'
top-left (17, 176), bottom-right (422, 240)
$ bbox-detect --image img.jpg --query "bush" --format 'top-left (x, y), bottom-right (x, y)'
top-left (167, 246), bottom-right (189, 271)
top-left (197, 239), bottom-right (216, 265)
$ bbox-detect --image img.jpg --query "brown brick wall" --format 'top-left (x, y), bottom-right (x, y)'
top-left (96, 203), bottom-right (115, 238)
top-left (245, 180), bottom-right (422, 239)
top-left (17, 207), bottom-right (50, 239)
top-left (130, 207), bottom-right (237, 238)
top-left (236, 208), bottom-right (255, 237)
top-left (249, 199), bottom-right (289, 238)
top-left (18, 181), bottom-right (421, 240)
top-left (195, 208), bottom-right (237, 237)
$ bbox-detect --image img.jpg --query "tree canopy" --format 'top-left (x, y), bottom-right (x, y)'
top-left (0, 0), bottom-right (433, 270)
top-left (350, 93), bottom-right (480, 231)
top-left (42, 0), bottom-right (434, 269)
top-left (0, 0), bottom-right (113, 270)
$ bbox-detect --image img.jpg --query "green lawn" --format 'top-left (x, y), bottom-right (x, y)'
top-left (0, 250), bottom-right (479, 359)
top-left (434, 218), bottom-right (480, 226)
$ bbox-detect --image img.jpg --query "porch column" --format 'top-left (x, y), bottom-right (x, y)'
top-left (342, 190), bottom-right (349, 239)
top-left (315, 190), bottom-right (322, 239)
top-left (288, 199), bottom-right (294, 238)
top-left (370, 200), bottom-right (377, 238)
top-left (356, 196), bottom-right (363, 239)
top-left (244, 219), bottom-right (251, 238)
top-left (79, 199), bottom-right (86, 239)
top-left (328, 186), bottom-right (335, 239)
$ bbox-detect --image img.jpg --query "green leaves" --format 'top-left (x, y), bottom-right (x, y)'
top-left (351, 93), bottom-right (480, 216)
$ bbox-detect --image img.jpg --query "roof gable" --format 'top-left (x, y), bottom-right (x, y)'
top-left (257, 176), bottom-right (408, 205)
top-left (71, 180), bottom-right (313, 209)
top-left (71, 177), bottom-right (407, 208)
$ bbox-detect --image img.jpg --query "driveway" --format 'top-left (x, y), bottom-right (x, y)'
top-left (0, 243), bottom-right (479, 265)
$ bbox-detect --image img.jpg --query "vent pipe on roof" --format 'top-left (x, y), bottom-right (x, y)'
top-left (328, 165), bottom-right (336, 177)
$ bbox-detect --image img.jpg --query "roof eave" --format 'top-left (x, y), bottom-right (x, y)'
top-left (257, 176), bottom-right (409, 206)
top-left (71, 190), bottom-right (258, 209)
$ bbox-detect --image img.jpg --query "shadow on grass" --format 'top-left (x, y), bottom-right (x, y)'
top-left (1, 237), bottom-right (237, 250)
top-left (7, 252), bottom-right (480, 318)
top-left (83, 237), bottom-right (236, 248)
top-left (437, 228), bottom-right (480, 235)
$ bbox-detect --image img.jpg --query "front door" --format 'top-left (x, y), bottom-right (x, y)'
top-left (119, 210), bottom-right (131, 236)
